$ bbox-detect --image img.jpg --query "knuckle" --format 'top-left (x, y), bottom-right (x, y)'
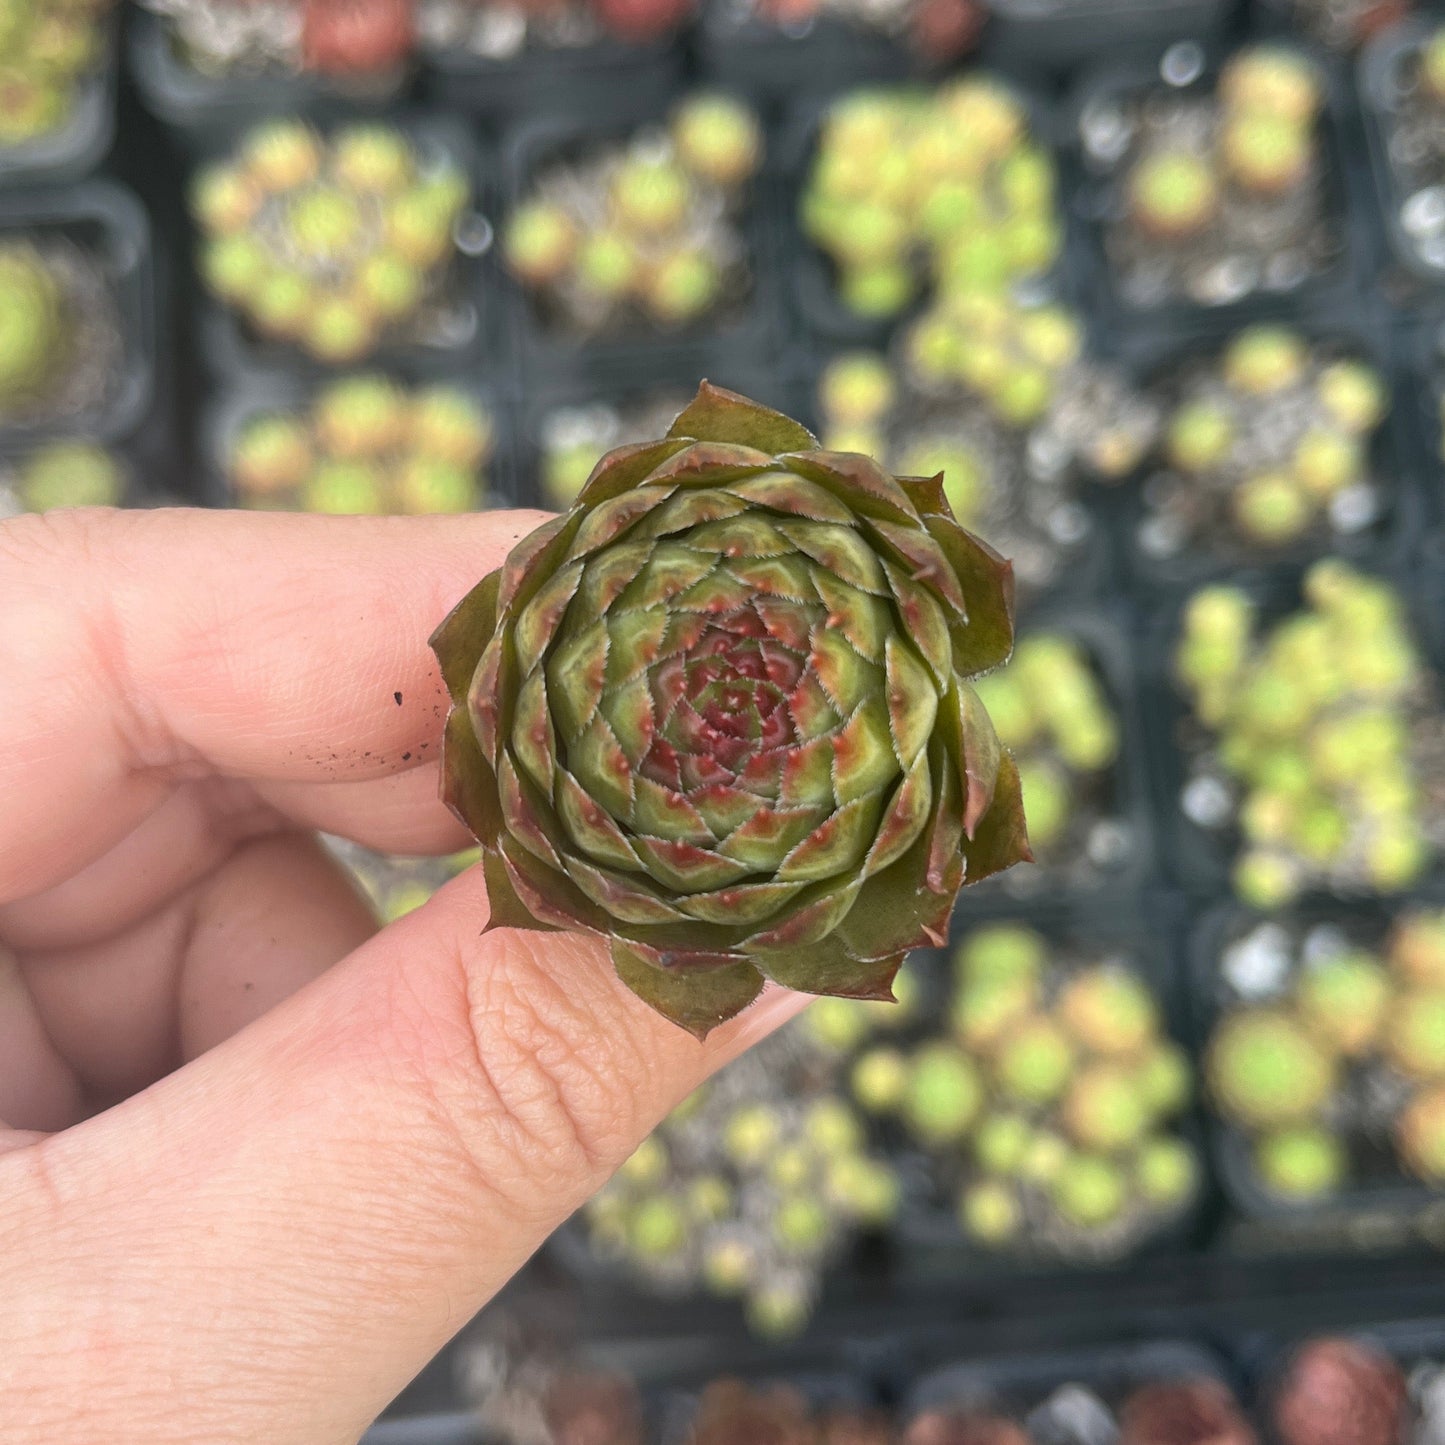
top-left (459, 934), bottom-right (645, 1210)
top-left (383, 923), bottom-right (652, 1225)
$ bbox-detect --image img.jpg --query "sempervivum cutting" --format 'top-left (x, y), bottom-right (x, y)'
top-left (430, 383), bottom-right (1029, 1036)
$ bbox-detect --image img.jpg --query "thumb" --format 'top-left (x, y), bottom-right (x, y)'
top-left (0, 872), bottom-right (806, 1445)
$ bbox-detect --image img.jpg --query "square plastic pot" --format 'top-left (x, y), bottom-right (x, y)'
top-left (1068, 45), bottom-right (1365, 328)
top-left (499, 107), bottom-right (782, 388)
top-left (199, 370), bottom-right (515, 511)
top-left (790, 342), bottom-right (1128, 611)
top-left (1239, 1313), bottom-right (1445, 1435)
top-left (192, 115), bottom-right (496, 384)
top-left (0, 179), bottom-right (156, 454)
top-left (954, 602), bottom-right (1160, 910)
top-left (899, 1338), bottom-right (1242, 1430)
top-left (0, 9), bottom-right (118, 185)
top-left (1102, 307), bottom-right (1429, 598)
top-left (778, 78), bottom-right (1071, 353)
top-left (1136, 561), bottom-right (1444, 900)
top-left (886, 891), bottom-right (1212, 1281)
top-left (1190, 895), bottom-right (1445, 1258)
top-left (649, 1365), bottom-right (874, 1445)
top-left (1359, 15), bottom-right (1445, 287)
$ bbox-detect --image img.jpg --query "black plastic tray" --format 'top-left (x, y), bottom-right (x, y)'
top-left (362, 1414), bottom-right (487, 1445)
top-left (694, 4), bottom-right (920, 107)
top-left (1401, 305), bottom-right (1445, 536)
top-left (981, 0), bottom-right (1235, 80)
top-left (423, 25), bottom-right (686, 124)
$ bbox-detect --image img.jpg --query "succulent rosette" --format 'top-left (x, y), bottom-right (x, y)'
top-left (431, 384), bottom-right (1029, 1036)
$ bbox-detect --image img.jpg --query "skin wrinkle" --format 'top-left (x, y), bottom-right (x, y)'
top-left (78, 520), bottom-right (194, 780)
top-left (255, 763), bottom-right (466, 857)
top-left (0, 945), bottom-right (83, 1130)
top-left (505, 930), bottom-right (669, 1163)
top-left (465, 944), bottom-right (623, 1193)
top-left (0, 784), bottom-right (237, 952)
top-left (375, 915), bottom-right (621, 1225)
top-left (20, 903), bottom-right (191, 1098)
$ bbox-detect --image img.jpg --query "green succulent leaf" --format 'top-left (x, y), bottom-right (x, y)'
top-left (667, 380), bottom-right (816, 455)
top-left (430, 383), bottom-right (1025, 1036)
top-left (613, 942), bottom-right (766, 1041)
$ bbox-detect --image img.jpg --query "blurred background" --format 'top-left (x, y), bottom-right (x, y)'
top-left (7, 0), bottom-right (1445, 1437)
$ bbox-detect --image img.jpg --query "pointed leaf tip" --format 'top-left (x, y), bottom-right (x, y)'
top-left (613, 941), bottom-right (765, 1039)
top-left (429, 569), bottom-right (502, 703)
top-left (897, 472), bottom-right (950, 519)
top-left (667, 381), bottom-right (817, 456)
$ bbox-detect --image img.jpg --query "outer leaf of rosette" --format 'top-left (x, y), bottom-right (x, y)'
top-left (438, 701), bottom-right (506, 848)
top-left (834, 748), bottom-right (966, 962)
top-left (667, 381), bottom-right (816, 455)
top-left (429, 570), bottom-right (505, 844)
top-left (429, 569), bottom-right (501, 704)
top-left (964, 750), bottom-right (1033, 883)
top-left (925, 512), bottom-right (1017, 676)
top-left (478, 843), bottom-right (557, 934)
top-left (895, 471), bottom-right (951, 520)
top-left (573, 437), bottom-right (693, 508)
top-left (753, 929), bottom-right (903, 1002)
top-left (612, 939), bottom-right (766, 1040)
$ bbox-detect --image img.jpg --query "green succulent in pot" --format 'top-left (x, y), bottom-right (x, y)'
top-left (0, 0), bottom-right (111, 150)
top-left (228, 375), bottom-right (493, 514)
top-left (12, 438), bottom-right (123, 510)
top-left (0, 240), bottom-right (72, 409)
top-left (1175, 562), bottom-right (1438, 905)
top-left (802, 78), bottom-right (1058, 322)
top-left (430, 383), bottom-right (1030, 1037)
top-left (858, 922), bottom-right (1198, 1254)
top-left (501, 95), bottom-right (761, 337)
top-left (193, 119), bottom-right (470, 364)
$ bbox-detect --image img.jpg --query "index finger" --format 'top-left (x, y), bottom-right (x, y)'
top-left (0, 506), bottom-right (547, 904)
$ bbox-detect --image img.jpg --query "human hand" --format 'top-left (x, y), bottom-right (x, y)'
top-left (0, 506), bottom-right (806, 1444)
